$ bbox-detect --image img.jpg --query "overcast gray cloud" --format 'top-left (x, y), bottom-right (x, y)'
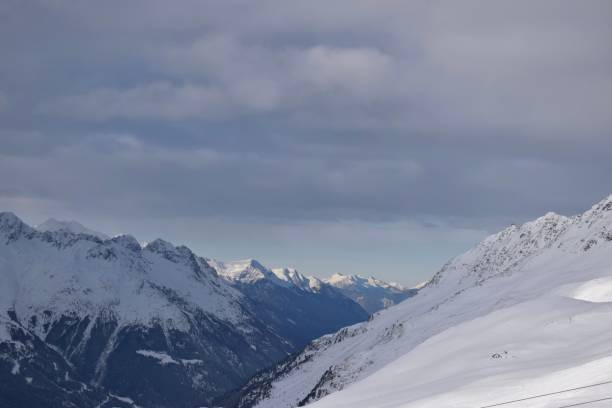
top-left (0, 91), bottom-right (7, 112)
top-left (1, 0), bottom-right (611, 284)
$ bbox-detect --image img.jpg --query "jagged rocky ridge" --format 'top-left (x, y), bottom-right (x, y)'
top-left (35, 218), bottom-right (110, 240)
top-left (234, 195), bottom-right (612, 408)
top-left (324, 273), bottom-right (417, 314)
top-left (210, 260), bottom-right (369, 349)
top-left (0, 214), bottom-right (368, 407)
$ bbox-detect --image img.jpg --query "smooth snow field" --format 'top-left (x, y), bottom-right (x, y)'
top-left (252, 196), bottom-right (612, 408)
top-left (311, 295), bottom-right (612, 408)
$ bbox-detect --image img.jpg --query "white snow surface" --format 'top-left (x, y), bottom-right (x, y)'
top-left (272, 268), bottom-right (323, 292)
top-left (210, 258), bottom-right (287, 285)
top-left (325, 273), bottom-right (406, 291)
top-left (136, 350), bottom-right (179, 365)
top-left (210, 258), bottom-right (324, 293)
top-left (136, 350), bottom-right (203, 366)
top-left (0, 213), bottom-right (249, 337)
top-left (36, 217), bottom-right (110, 240)
top-left (323, 272), bottom-right (415, 313)
top-left (210, 256), bottom-right (405, 300)
top-left (253, 195), bottom-right (612, 408)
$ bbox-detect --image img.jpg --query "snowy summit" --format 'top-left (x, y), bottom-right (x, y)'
top-left (324, 273), bottom-right (417, 314)
top-left (35, 218), bottom-right (110, 240)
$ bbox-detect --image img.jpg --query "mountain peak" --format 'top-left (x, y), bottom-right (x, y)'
top-left (326, 273), bottom-right (363, 286)
top-left (109, 234), bottom-right (142, 252)
top-left (272, 267), bottom-right (303, 280)
top-left (583, 193), bottom-right (612, 219)
top-left (243, 258), bottom-right (268, 270)
top-left (532, 211), bottom-right (567, 224)
top-left (36, 217), bottom-right (109, 240)
top-left (214, 258), bottom-right (276, 283)
top-left (271, 267), bottom-right (322, 291)
top-left (0, 212), bottom-right (34, 238)
top-left (325, 273), bottom-right (407, 291)
top-left (324, 273), bottom-right (417, 314)
top-left (595, 193), bottom-right (612, 208)
top-left (145, 238), bottom-right (175, 253)
top-left (0, 211), bottom-right (23, 228)
top-left (327, 272), bottom-right (351, 283)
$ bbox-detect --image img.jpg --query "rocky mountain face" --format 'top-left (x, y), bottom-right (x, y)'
top-left (211, 260), bottom-right (369, 349)
top-left (324, 273), bottom-right (417, 314)
top-left (0, 214), bottom-right (369, 408)
top-left (233, 195), bottom-right (612, 408)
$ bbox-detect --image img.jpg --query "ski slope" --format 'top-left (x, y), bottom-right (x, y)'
top-left (311, 288), bottom-right (612, 408)
top-left (244, 195), bottom-right (612, 408)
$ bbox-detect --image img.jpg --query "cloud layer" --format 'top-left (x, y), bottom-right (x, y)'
top-left (1, 1), bottom-right (611, 282)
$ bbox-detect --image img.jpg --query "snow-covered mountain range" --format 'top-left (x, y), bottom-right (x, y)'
top-left (324, 273), bottom-right (417, 314)
top-left (9, 193), bottom-right (610, 408)
top-left (0, 214), bottom-right (376, 407)
top-left (210, 259), bottom-right (417, 315)
top-left (235, 194), bottom-right (612, 408)
top-left (35, 218), bottom-right (110, 240)
top-left (208, 258), bottom-right (369, 350)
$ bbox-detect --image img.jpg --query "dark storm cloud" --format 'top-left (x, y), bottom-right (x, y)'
top-left (1, 0), bottom-right (612, 228)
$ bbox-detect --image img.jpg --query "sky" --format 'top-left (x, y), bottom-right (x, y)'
top-left (1, 1), bottom-right (611, 285)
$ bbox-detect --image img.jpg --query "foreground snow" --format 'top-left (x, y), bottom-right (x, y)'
top-left (243, 195), bottom-right (612, 408)
top-left (311, 291), bottom-right (612, 408)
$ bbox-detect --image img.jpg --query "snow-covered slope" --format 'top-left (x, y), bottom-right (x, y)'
top-left (35, 217), bottom-right (110, 240)
top-left (0, 213), bottom-right (293, 408)
top-left (0, 214), bottom-right (374, 407)
top-left (236, 194), bottom-right (612, 408)
top-left (324, 273), bottom-right (417, 314)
